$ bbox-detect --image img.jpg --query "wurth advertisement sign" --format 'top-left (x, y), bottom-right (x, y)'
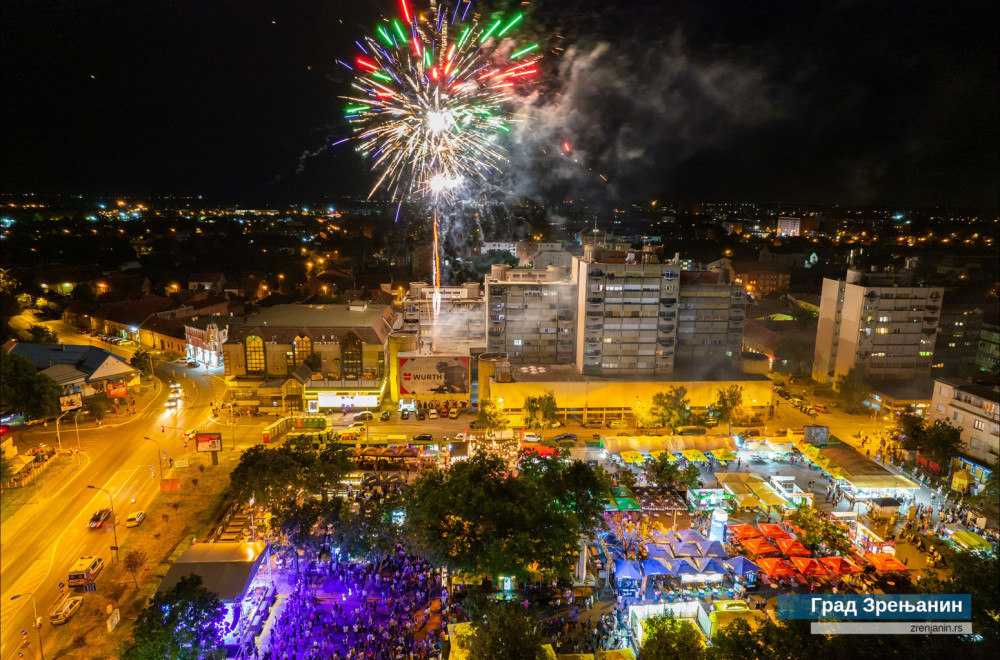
top-left (399, 357), bottom-right (470, 395)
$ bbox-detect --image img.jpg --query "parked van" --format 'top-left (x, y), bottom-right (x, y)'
top-left (812, 404), bottom-right (829, 413)
top-left (68, 556), bottom-right (104, 587)
top-left (49, 596), bottom-right (84, 625)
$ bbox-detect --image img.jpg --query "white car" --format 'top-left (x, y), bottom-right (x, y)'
top-left (49, 596), bottom-right (84, 625)
top-left (428, 409), bottom-right (439, 419)
top-left (524, 433), bottom-right (541, 443)
top-left (125, 511), bottom-right (145, 527)
top-left (165, 398), bottom-right (178, 409)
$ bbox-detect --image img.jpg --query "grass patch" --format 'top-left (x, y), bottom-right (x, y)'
top-left (0, 455), bottom-right (76, 524)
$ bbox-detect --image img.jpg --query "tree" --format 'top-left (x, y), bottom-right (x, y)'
top-left (713, 385), bottom-right (745, 435)
top-left (835, 365), bottom-right (871, 413)
top-left (123, 574), bottom-right (225, 660)
top-left (85, 394), bottom-right (109, 422)
top-left (921, 419), bottom-right (964, 467)
top-left (651, 386), bottom-right (691, 430)
top-left (0, 453), bottom-right (13, 484)
top-left (105, 582), bottom-right (127, 609)
top-left (895, 413), bottom-right (925, 448)
top-left (476, 398), bottom-right (510, 436)
top-left (123, 549), bottom-right (147, 588)
top-left (522, 389), bottom-right (558, 429)
top-left (975, 470), bottom-right (999, 509)
top-left (0, 351), bottom-right (62, 421)
top-left (27, 324), bottom-right (58, 344)
top-left (333, 494), bottom-right (400, 561)
top-left (641, 613), bottom-right (706, 660)
top-left (467, 601), bottom-right (545, 660)
top-left (785, 504), bottom-right (852, 555)
top-left (606, 512), bottom-right (654, 560)
top-left (130, 348), bottom-right (154, 376)
top-left (644, 452), bottom-right (680, 489)
top-left (229, 445), bottom-right (312, 505)
top-left (616, 465), bottom-right (638, 492)
top-left (402, 453), bottom-right (610, 580)
top-left (917, 548), bottom-right (999, 651)
top-left (678, 464), bottom-right (701, 490)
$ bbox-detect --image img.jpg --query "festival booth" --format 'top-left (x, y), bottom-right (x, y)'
top-left (629, 601), bottom-right (704, 647)
top-left (696, 600), bottom-right (767, 639)
top-left (939, 525), bottom-right (992, 552)
top-left (723, 557), bottom-right (761, 588)
top-left (864, 553), bottom-right (908, 573)
top-left (686, 488), bottom-right (726, 512)
top-left (156, 541), bottom-right (274, 655)
top-left (817, 556), bottom-right (863, 577)
top-left (768, 476), bottom-right (813, 508)
top-left (613, 560), bottom-right (643, 598)
top-left (851, 522), bottom-right (896, 554)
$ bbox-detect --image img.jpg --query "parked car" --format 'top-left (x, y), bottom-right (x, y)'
top-left (448, 408), bottom-right (459, 419)
top-left (400, 410), bottom-right (410, 420)
top-left (581, 422), bottom-right (603, 430)
top-left (554, 433), bottom-right (577, 442)
top-left (523, 433), bottom-right (541, 442)
top-left (453, 432), bottom-right (466, 441)
top-left (413, 433), bottom-right (433, 443)
top-left (354, 412), bottom-right (374, 421)
top-left (379, 410), bottom-right (392, 421)
top-left (812, 404), bottom-right (829, 413)
top-left (428, 409), bottom-right (438, 419)
top-left (75, 327), bottom-right (88, 334)
top-left (175, 357), bottom-right (188, 364)
top-left (607, 420), bottom-right (628, 430)
top-left (416, 411), bottom-right (426, 421)
top-left (88, 509), bottom-right (112, 529)
top-left (48, 596), bottom-right (84, 625)
top-left (186, 360), bottom-right (200, 368)
top-left (125, 511), bottom-right (145, 528)
top-left (349, 421), bottom-right (366, 429)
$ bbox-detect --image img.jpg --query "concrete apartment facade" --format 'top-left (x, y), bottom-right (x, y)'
top-left (930, 378), bottom-right (1000, 468)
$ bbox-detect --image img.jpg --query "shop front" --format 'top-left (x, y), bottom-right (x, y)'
top-left (305, 379), bottom-right (387, 413)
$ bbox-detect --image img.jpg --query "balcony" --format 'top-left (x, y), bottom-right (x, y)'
top-left (657, 339), bottom-right (675, 348)
top-left (586, 311), bottom-right (603, 318)
top-left (923, 317), bottom-right (938, 324)
top-left (585, 324), bottom-right (603, 331)
top-left (660, 298), bottom-right (677, 306)
top-left (584, 349), bottom-right (601, 357)
top-left (589, 270), bottom-right (604, 279)
top-left (658, 312), bottom-right (676, 320)
top-left (587, 298), bottom-right (604, 305)
top-left (657, 324), bottom-right (675, 333)
top-left (586, 337), bottom-right (601, 344)
top-left (488, 328), bottom-right (505, 337)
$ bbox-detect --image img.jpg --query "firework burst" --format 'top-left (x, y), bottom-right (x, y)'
top-left (342, 0), bottom-right (539, 199)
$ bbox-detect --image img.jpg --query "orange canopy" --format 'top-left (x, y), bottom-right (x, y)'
top-left (757, 557), bottom-right (797, 578)
top-left (776, 538), bottom-right (812, 557)
top-left (817, 556), bottom-right (863, 576)
top-left (728, 524), bottom-right (762, 540)
top-left (790, 556), bottom-right (829, 577)
top-left (757, 523), bottom-right (792, 539)
top-left (741, 537), bottom-right (780, 555)
top-left (865, 553), bottom-right (908, 573)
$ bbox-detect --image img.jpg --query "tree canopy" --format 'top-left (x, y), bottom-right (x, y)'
top-left (467, 601), bottom-right (545, 660)
top-left (0, 351), bottom-right (62, 421)
top-left (713, 384), bottom-right (745, 434)
top-left (641, 613), bottom-right (706, 659)
top-left (651, 386), bottom-right (691, 430)
top-left (835, 365), bottom-right (871, 413)
top-left (522, 390), bottom-right (558, 429)
top-left (785, 504), bottom-right (852, 555)
top-left (897, 416), bottom-right (964, 466)
top-left (123, 574), bottom-right (225, 660)
top-left (476, 398), bottom-right (510, 436)
top-left (401, 453), bottom-right (610, 580)
top-left (644, 451), bottom-right (681, 488)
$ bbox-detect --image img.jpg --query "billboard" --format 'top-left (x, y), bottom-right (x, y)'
top-left (316, 393), bottom-right (379, 409)
top-left (106, 381), bottom-right (128, 398)
top-left (60, 393), bottom-right (83, 412)
top-left (399, 357), bottom-right (470, 395)
top-left (195, 433), bottom-right (223, 452)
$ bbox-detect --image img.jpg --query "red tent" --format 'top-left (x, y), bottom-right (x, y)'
top-left (757, 523), bottom-right (792, 539)
top-left (756, 557), bottom-right (797, 578)
top-left (865, 553), bottom-right (908, 573)
top-left (790, 556), bottom-right (829, 577)
top-left (728, 524), bottom-right (762, 540)
top-left (817, 556), bottom-right (863, 576)
top-left (776, 538), bottom-right (812, 557)
top-left (741, 537), bottom-right (780, 555)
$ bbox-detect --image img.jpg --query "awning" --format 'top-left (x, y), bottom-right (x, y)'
top-left (776, 538), bottom-right (812, 557)
top-left (669, 541), bottom-right (699, 558)
top-left (767, 442), bottom-right (793, 455)
top-left (756, 557), bottom-right (796, 578)
top-left (727, 524), bottom-right (762, 540)
top-left (695, 540), bottom-right (729, 558)
top-left (724, 556), bottom-right (761, 577)
top-left (952, 530), bottom-right (991, 551)
top-left (817, 556), bottom-right (862, 575)
top-left (758, 492), bottom-right (790, 507)
top-left (666, 559), bottom-right (699, 576)
top-left (741, 537), bottom-right (779, 555)
top-left (865, 553), bottom-right (908, 572)
top-left (613, 560), bottom-right (643, 581)
top-left (757, 524), bottom-right (791, 539)
top-left (790, 557), bottom-right (828, 577)
top-left (712, 448), bottom-right (738, 461)
top-left (693, 557), bottom-right (728, 574)
top-left (675, 529), bottom-right (704, 543)
top-left (735, 494), bottom-right (764, 508)
top-left (681, 449), bottom-right (709, 462)
top-left (640, 559), bottom-right (672, 576)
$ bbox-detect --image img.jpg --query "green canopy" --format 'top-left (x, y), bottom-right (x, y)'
top-left (614, 497), bottom-right (642, 512)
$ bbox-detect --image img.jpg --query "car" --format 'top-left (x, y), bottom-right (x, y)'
top-left (523, 433), bottom-right (541, 442)
top-left (448, 408), bottom-right (459, 419)
top-left (413, 433), bottom-right (433, 443)
top-left (75, 327), bottom-right (88, 334)
top-left (416, 411), bottom-right (426, 421)
top-left (379, 410), bottom-right (392, 421)
top-left (428, 409), bottom-right (438, 419)
top-left (88, 509), bottom-right (112, 529)
top-left (175, 357), bottom-right (188, 364)
top-left (812, 404), bottom-right (829, 413)
top-left (49, 596), bottom-right (84, 625)
top-left (186, 360), bottom-right (199, 368)
top-left (704, 419), bottom-right (719, 428)
top-left (607, 420), bottom-right (628, 430)
top-left (165, 398), bottom-right (178, 409)
top-left (469, 420), bottom-right (479, 429)
top-left (169, 380), bottom-right (181, 390)
top-left (400, 410), bottom-right (410, 420)
top-left (168, 390), bottom-right (181, 401)
top-left (349, 421), bottom-right (366, 429)
top-left (354, 412), bottom-right (374, 422)
top-left (125, 511), bottom-right (145, 528)
top-left (581, 422), bottom-right (603, 430)
top-left (453, 432), bottom-right (466, 441)
top-left (554, 433), bottom-right (577, 443)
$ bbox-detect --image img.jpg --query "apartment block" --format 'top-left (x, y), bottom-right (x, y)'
top-left (930, 378), bottom-right (999, 467)
top-left (813, 269), bottom-right (944, 384)
top-left (401, 282), bottom-right (485, 343)
top-left (485, 264), bottom-right (577, 364)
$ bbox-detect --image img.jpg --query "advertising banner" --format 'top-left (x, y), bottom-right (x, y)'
top-left (60, 393), bottom-right (83, 411)
top-left (399, 357), bottom-right (470, 395)
top-left (316, 393), bottom-right (380, 409)
top-left (195, 433), bottom-right (223, 452)
top-left (107, 381), bottom-right (128, 398)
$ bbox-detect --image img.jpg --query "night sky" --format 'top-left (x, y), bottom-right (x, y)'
top-left (2, 0), bottom-right (997, 208)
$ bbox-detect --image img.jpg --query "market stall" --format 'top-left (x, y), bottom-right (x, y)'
top-left (775, 538), bottom-right (812, 558)
top-left (741, 537), bottom-right (780, 556)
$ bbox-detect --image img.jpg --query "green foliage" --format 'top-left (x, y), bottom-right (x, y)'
top-left (477, 398), bottom-right (510, 435)
top-left (129, 348), bottom-right (154, 376)
top-left (713, 384), bottom-right (745, 434)
top-left (835, 365), bottom-right (871, 413)
top-left (644, 451), bottom-right (681, 488)
top-left (467, 601), bottom-right (545, 660)
top-left (123, 574), bottom-right (225, 660)
top-left (616, 466), bottom-right (638, 493)
top-left (641, 612), bottom-right (706, 659)
top-left (27, 324), bottom-right (58, 343)
top-left (522, 389), bottom-right (558, 429)
top-left (976, 470), bottom-right (999, 510)
top-left (917, 548), bottom-right (999, 650)
top-left (0, 351), bottom-right (62, 421)
top-left (85, 394), bottom-right (109, 421)
top-left (897, 416), bottom-right (964, 467)
top-left (651, 386), bottom-right (691, 430)
top-left (785, 504), bottom-right (852, 555)
top-left (333, 495), bottom-right (401, 561)
top-left (229, 445), bottom-right (315, 506)
top-left (678, 464), bottom-right (702, 490)
top-left (401, 453), bottom-right (610, 580)
top-left (0, 453), bottom-right (13, 483)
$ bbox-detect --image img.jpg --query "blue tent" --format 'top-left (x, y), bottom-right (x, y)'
top-left (696, 540), bottom-right (729, 558)
top-left (676, 529), bottom-right (705, 543)
top-left (606, 546), bottom-right (626, 561)
top-left (724, 556), bottom-right (761, 577)
top-left (694, 557), bottom-right (728, 574)
top-left (669, 541), bottom-right (699, 557)
top-left (640, 559), bottom-right (673, 576)
top-left (613, 560), bottom-right (643, 581)
top-left (645, 544), bottom-right (672, 560)
top-left (666, 558), bottom-right (699, 576)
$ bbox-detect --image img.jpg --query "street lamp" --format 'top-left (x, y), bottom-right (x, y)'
top-left (74, 410), bottom-right (83, 465)
top-left (87, 485), bottom-right (119, 561)
top-left (10, 592), bottom-right (43, 660)
top-left (144, 436), bottom-right (163, 477)
top-left (55, 409), bottom-right (75, 451)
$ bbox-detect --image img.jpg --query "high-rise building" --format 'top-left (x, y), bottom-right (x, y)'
top-left (400, 282), bottom-right (485, 343)
top-left (929, 378), bottom-right (999, 468)
top-left (485, 264), bottom-right (577, 364)
top-left (813, 269), bottom-right (944, 384)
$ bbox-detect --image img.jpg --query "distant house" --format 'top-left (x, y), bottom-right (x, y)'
top-left (184, 315), bottom-right (236, 367)
top-left (188, 272), bottom-right (227, 292)
top-left (92, 296), bottom-right (181, 341)
top-left (62, 300), bottom-right (101, 329)
top-left (138, 317), bottom-right (188, 354)
top-left (728, 261), bottom-right (791, 297)
top-left (224, 276), bottom-right (267, 300)
top-left (7, 343), bottom-right (138, 397)
top-left (759, 245), bottom-right (819, 269)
